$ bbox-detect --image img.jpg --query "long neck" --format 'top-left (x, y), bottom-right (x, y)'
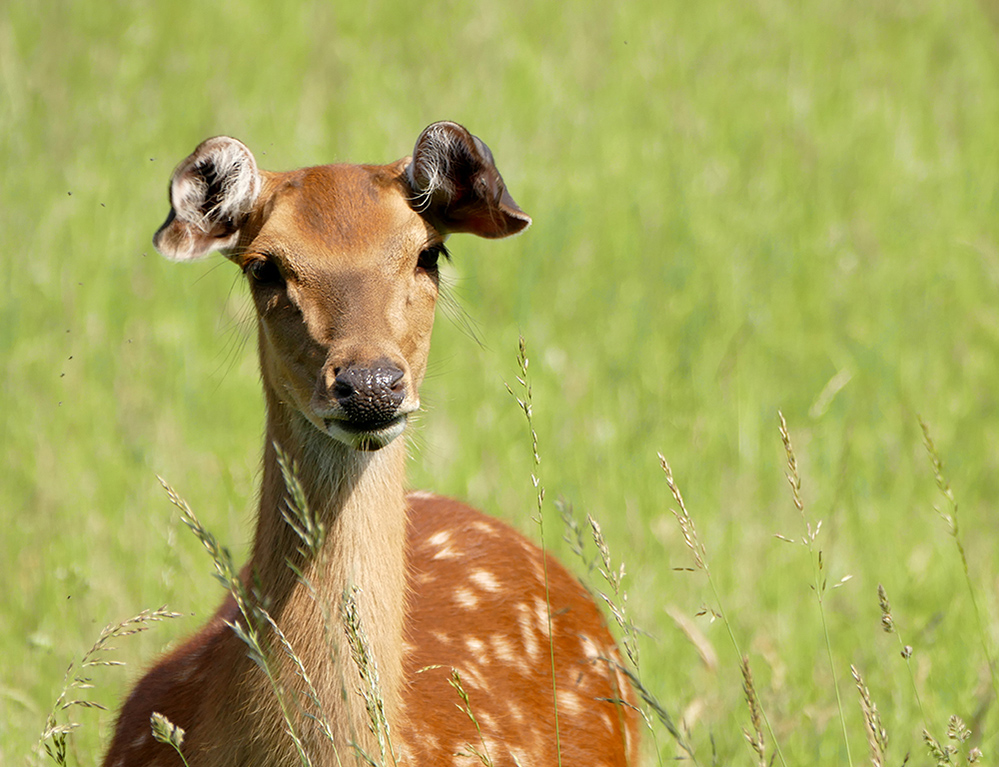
top-left (247, 384), bottom-right (409, 763)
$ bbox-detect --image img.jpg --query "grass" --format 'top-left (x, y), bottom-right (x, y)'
top-left (505, 336), bottom-right (563, 765)
top-left (5, 0), bottom-right (999, 763)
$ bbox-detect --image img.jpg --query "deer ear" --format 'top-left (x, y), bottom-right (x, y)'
top-left (153, 137), bottom-right (261, 261)
top-left (406, 121), bottom-right (531, 239)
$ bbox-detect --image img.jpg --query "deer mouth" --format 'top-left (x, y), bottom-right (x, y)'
top-left (323, 413), bottom-right (408, 451)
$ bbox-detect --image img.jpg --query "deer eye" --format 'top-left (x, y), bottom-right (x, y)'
top-left (416, 244), bottom-right (449, 273)
top-left (244, 257), bottom-right (283, 286)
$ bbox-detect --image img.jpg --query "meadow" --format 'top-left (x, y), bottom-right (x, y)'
top-left (3, 0), bottom-right (999, 763)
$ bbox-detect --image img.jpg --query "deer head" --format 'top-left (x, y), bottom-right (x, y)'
top-left (153, 122), bottom-right (530, 451)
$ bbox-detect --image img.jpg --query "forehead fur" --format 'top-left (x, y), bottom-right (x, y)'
top-left (267, 163), bottom-right (415, 249)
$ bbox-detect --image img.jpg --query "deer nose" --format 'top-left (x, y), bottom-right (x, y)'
top-left (332, 363), bottom-right (406, 426)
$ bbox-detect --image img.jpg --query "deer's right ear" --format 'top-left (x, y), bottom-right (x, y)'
top-left (153, 137), bottom-right (261, 261)
top-left (406, 122), bottom-right (531, 239)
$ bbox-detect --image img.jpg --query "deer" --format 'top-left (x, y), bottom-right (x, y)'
top-left (103, 121), bottom-right (641, 767)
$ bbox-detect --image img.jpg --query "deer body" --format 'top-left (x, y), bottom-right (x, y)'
top-left (104, 123), bottom-right (639, 766)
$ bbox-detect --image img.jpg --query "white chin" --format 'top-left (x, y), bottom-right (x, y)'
top-left (324, 415), bottom-right (407, 451)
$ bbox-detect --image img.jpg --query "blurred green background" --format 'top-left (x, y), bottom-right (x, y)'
top-left (4, 0), bottom-right (999, 763)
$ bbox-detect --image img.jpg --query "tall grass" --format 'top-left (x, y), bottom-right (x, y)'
top-left (651, 411), bottom-right (998, 765)
top-left (36, 609), bottom-right (180, 766)
top-left (6, 0), bottom-right (999, 763)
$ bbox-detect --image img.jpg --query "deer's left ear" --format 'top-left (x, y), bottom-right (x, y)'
top-left (406, 121), bottom-right (531, 239)
top-left (153, 136), bottom-right (261, 261)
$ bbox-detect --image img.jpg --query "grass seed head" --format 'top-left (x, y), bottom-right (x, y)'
top-left (740, 656), bottom-right (766, 767)
top-left (150, 712), bottom-right (185, 749)
top-left (851, 665), bottom-right (888, 767)
top-left (877, 584), bottom-right (894, 634)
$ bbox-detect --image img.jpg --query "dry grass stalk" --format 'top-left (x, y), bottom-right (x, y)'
top-left (37, 607), bottom-right (180, 767)
top-left (587, 513), bottom-right (640, 672)
top-left (159, 476), bottom-right (316, 767)
top-left (876, 584), bottom-right (926, 726)
top-left (258, 607), bottom-right (339, 753)
top-left (277, 443), bottom-right (326, 558)
top-left (505, 335), bottom-right (561, 765)
top-left (740, 656), bottom-right (767, 767)
top-left (341, 586), bottom-right (395, 767)
top-left (918, 417), bottom-right (999, 709)
top-left (658, 453), bottom-right (785, 767)
top-left (923, 716), bottom-right (983, 766)
top-left (150, 712), bottom-right (189, 766)
top-left (558, 482), bottom-right (694, 764)
top-left (850, 665), bottom-right (887, 767)
top-left (555, 497), bottom-right (594, 573)
top-left (658, 453), bottom-right (706, 570)
top-left (448, 668), bottom-right (494, 767)
top-left (877, 584), bottom-right (894, 634)
top-left (776, 411), bottom-right (853, 767)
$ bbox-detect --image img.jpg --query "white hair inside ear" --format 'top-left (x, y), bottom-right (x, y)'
top-left (405, 121), bottom-right (531, 239)
top-left (406, 122), bottom-right (460, 213)
top-left (154, 136), bottom-right (261, 261)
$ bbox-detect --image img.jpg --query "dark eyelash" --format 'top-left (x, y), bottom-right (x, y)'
top-left (417, 243), bottom-right (450, 271)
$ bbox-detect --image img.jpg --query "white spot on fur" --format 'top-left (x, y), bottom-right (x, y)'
top-left (408, 490), bottom-right (436, 500)
top-left (429, 529), bottom-right (461, 560)
top-left (455, 664), bottom-right (488, 690)
top-left (580, 634), bottom-right (601, 660)
top-left (600, 710), bottom-right (614, 731)
top-left (533, 596), bottom-right (551, 638)
top-left (419, 731), bottom-right (441, 754)
top-left (489, 633), bottom-right (518, 666)
top-left (470, 520), bottom-right (500, 537)
top-left (507, 701), bottom-right (526, 724)
top-left (609, 645), bottom-right (632, 694)
top-left (469, 569), bottom-right (501, 593)
top-left (455, 587), bottom-right (479, 609)
top-left (557, 688), bottom-right (584, 717)
top-left (478, 713), bottom-right (497, 731)
top-left (479, 734), bottom-right (499, 758)
top-left (432, 545), bottom-right (461, 561)
top-left (428, 530), bottom-right (452, 548)
top-left (464, 636), bottom-right (486, 658)
top-left (516, 603), bottom-right (540, 661)
top-left (578, 634), bottom-right (612, 680)
top-left (615, 665), bottom-right (632, 702)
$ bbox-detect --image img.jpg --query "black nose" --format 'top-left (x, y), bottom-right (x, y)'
top-left (333, 363), bottom-right (406, 427)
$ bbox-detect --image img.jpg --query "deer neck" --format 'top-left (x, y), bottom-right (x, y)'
top-left (246, 384), bottom-right (409, 759)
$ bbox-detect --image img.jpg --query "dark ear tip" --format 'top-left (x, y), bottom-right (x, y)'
top-left (501, 210), bottom-right (532, 238)
top-left (497, 184), bottom-right (531, 234)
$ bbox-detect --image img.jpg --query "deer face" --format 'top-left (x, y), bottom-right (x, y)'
top-left (235, 163), bottom-right (441, 450)
top-left (153, 123), bottom-right (530, 450)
